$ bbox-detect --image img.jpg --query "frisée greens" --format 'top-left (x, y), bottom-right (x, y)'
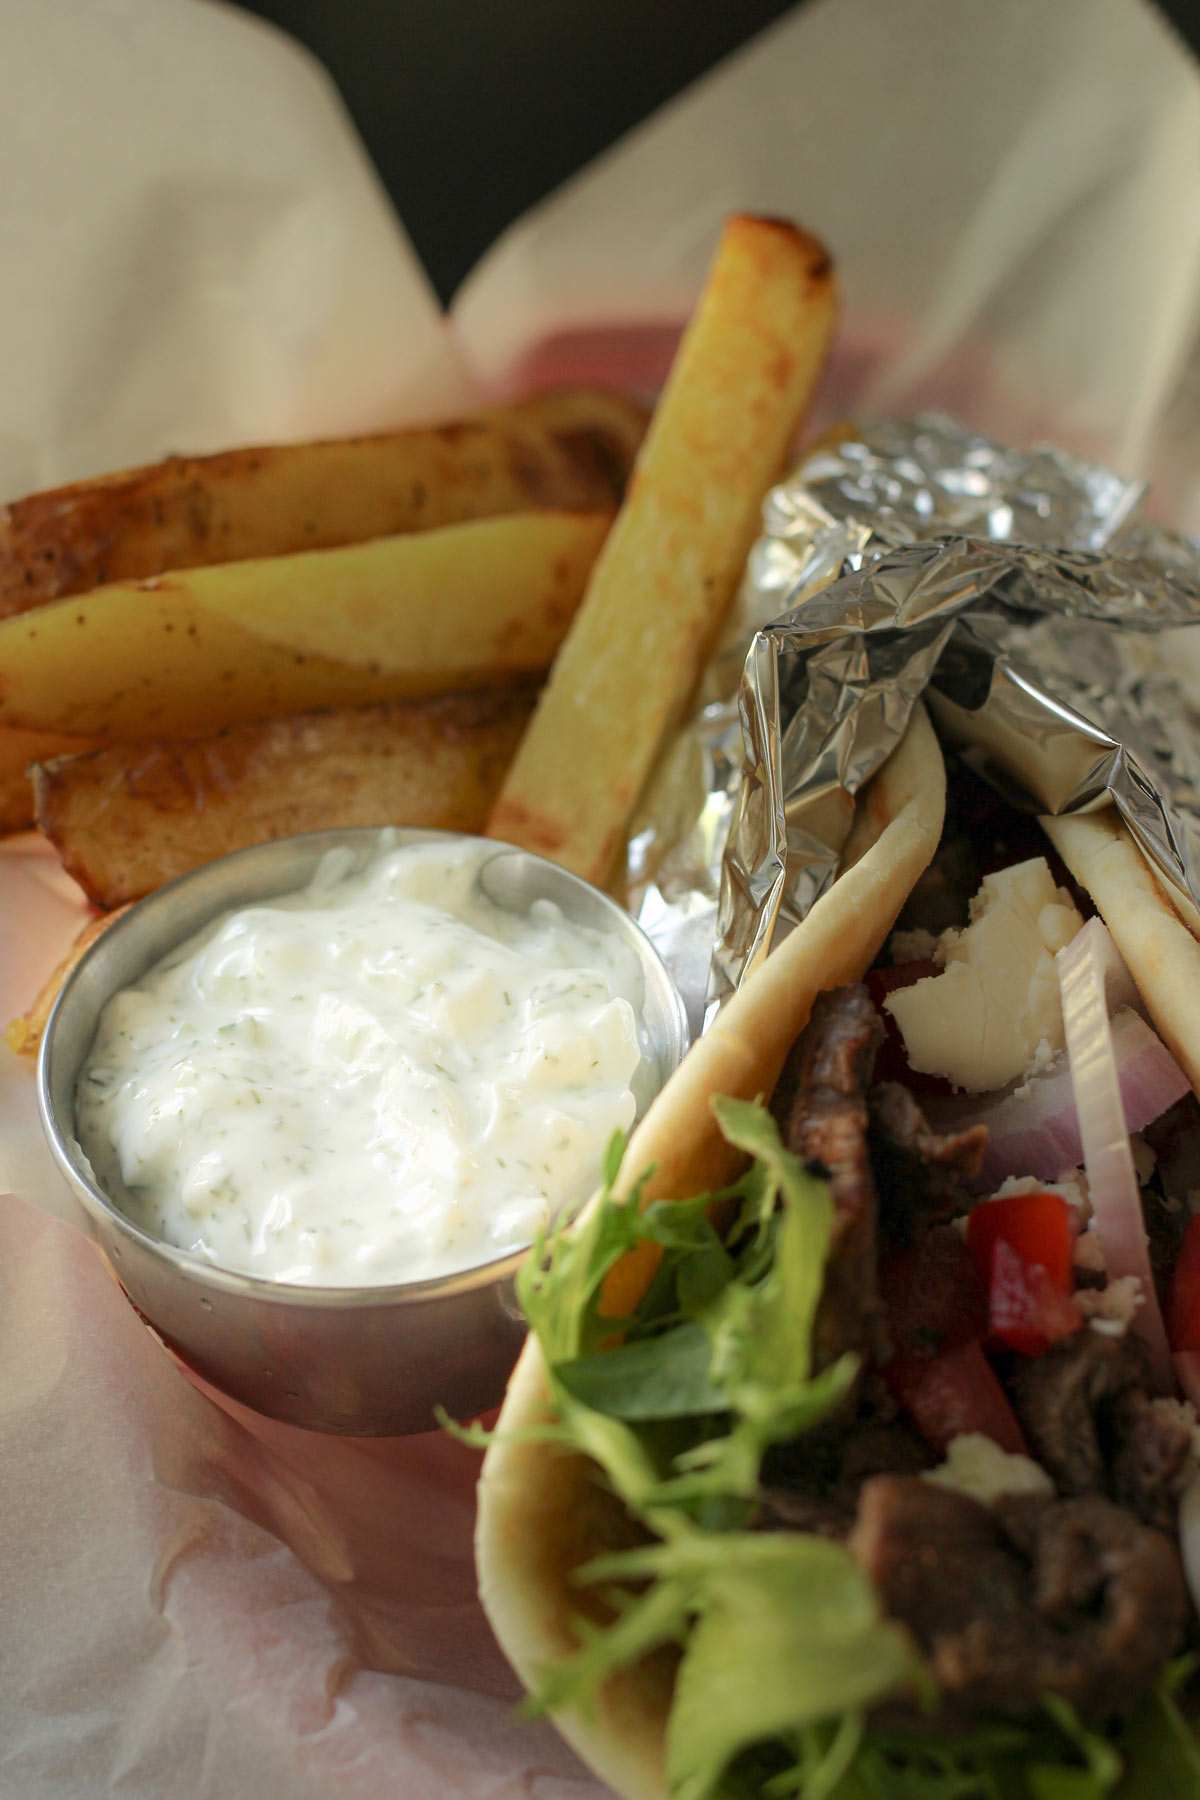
top-left (464, 1101), bottom-right (1200, 1800)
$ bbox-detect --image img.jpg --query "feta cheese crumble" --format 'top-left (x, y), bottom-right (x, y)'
top-left (883, 858), bottom-right (1084, 1093)
top-left (923, 1433), bottom-right (1055, 1503)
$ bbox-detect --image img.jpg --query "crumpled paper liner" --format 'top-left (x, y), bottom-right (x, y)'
top-left (0, 1188), bottom-right (603, 1798)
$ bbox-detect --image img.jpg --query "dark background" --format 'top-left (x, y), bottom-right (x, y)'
top-left (230, 0), bottom-right (1199, 309)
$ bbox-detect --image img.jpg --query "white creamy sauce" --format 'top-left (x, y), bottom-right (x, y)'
top-left (76, 840), bottom-right (644, 1286)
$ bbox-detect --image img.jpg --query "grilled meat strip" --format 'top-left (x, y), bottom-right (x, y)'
top-left (758, 981), bottom-right (1194, 1726)
top-left (1010, 1332), bottom-right (1197, 1535)
top-left (772, 985), bottom-right (886, 1366)
top-left (848, 1476), bottom-right (1186, 1722)
top-left (869, 1080), bottom-right (987, 1236)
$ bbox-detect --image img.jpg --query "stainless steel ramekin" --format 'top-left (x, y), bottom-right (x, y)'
top-left (38, 827), bottom-right (688, 1435)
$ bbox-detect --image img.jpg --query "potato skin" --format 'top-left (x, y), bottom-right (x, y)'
top-left (32, 688), bottom-right (536, 909)
top-left (0, 508), bottom-right (608, 741)
top-left (0, 388), bottom-right (647, 619)
top-left (0, 726), bottom-right (96, 832)
top-left (0, 388), bottom-right (640, 831)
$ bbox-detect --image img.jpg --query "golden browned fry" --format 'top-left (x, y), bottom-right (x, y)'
top-left (0, 507), bottom-right (609, 741)
top-left (487, 216), bottom-right (838, 885)
top-left (32, 688), bottom-right (536, 909)
top-left (0, 726), bottom-right (98, 833)
top-left (5, 906), bottom-right (129, 1059)
top-left (0, 387), bottom-right (648, 619)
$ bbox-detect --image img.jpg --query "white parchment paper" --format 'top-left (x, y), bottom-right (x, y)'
top-left (1, 0), bottom-right (1199, 1793)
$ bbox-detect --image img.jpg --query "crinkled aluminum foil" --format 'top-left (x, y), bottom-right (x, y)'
top-left (624, 415), bottom-right (1200, 1031)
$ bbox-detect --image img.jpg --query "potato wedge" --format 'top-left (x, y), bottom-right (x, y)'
top-left (0, 387), bottom-right (647, 618)
top-left (487, 217), bottom-right (837, 883)
top-left (33, 689), bottom-right (536, 909)
top-left (0, 726), bottom-right (98, 833)
top-left (5, 906), bottom-right (129, 1059)
top-left (0, 508), bottom-right (609, 740)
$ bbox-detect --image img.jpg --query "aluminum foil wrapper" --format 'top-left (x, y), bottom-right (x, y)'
top-left (624, 416), bottom-right (1200, 1031)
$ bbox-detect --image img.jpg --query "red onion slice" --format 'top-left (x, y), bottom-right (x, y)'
top-left (1057, 919), bottom-right (1174, 1391)
top-left (969, 1009), bottom-right (1192, 1190)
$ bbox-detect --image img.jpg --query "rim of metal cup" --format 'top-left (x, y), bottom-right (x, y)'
top-left (37, 825), bottom-right (690, 1310)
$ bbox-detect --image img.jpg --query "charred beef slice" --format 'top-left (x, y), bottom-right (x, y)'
top-left (762, 983), bottom-right (1192, 1728)
top-left (868, 1081), bottom-right (987, 1237)
top-left (1010, 1332), bottom-right (1195, 1533)
top-left (848, 1476), bottom-right (1186, 1721)
top-left (772, 985), bottom-right (885, 1365)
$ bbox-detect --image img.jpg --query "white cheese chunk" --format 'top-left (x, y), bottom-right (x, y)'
top-left (883, 858), bottom-right (1083, 1093)
top-left (996, 1170), bottom-right (1091, 1222)
top-left (923, 1433), bottom-right (1054, 1503)
top-left (1078, 1275), bottom-right (1144, 1335)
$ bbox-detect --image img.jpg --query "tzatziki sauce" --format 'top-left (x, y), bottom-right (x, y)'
top-left (76, 839), bottom-right (644, 1286)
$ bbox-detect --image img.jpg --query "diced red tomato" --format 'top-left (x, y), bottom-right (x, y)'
top-left (886, 1337), bottom-right (1028, 1456)
top-left (881, 1227), bottom-right (1029, 1453)
top-left (1166, 1214), bottom-right (1200, 1355)
top-left (987, 1239), bottom-right (1082, 1357)
top-left (879, 1226), bottom-right (988, 1359)
top-left (966, 1190), bottom-right (1077, 1293)
top-left (864, 962), bottom-right (954, 1095)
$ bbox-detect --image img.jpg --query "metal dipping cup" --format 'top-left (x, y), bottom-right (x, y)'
top-left (37, 828), bottom-right (689, 1435)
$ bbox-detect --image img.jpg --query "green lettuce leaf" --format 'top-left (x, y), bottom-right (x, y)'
top-left (1109, 1663), bottom-right (1200, 1798)
top-left (508, 1100), bottom-right (1200, 1800)
top-left (555, 1320), bottom-right (727, 1420)
top-left (661, 1533), bottom-right (919, 1800)
top-left (518, 1102), bottom-right (855, 1518)
top-left (517, 1131), bottom-right (745, 1368)
top-left (728, 1675), bottom-right (1200, 1800)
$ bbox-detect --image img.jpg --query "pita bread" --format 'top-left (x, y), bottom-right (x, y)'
top-left (475, 701), bottom-right (945, 1800)
top-left (1041, 810), bottom-right (1200, 1098)
top-left (476, 714), bottom-right (1200, 1798)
